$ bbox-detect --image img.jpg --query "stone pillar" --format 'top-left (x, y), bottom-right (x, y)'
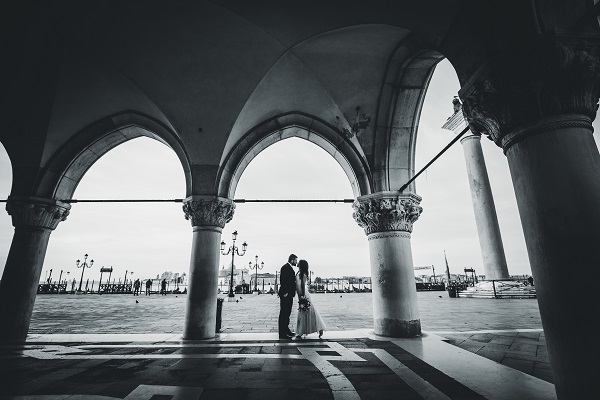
top-left (442, 101), bottom-right (510, 280)
top-left (353, 192), bottom-right (423, 337)
top-left (461, 40), bottom-right (600, 399)
top-left (182, 196), bottom-right (234, 339)
top-left (0, 196), bottom-right (70, 340)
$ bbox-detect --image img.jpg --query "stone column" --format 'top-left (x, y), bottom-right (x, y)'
top-left (461, 41), bottom-right (600, 399)
top-left (0, 196), bottom-right (70, 340)
top-left (182, 196), bottom-right (234, 339)
top-left (442, 101), bottom-right (510, 280)
top-left (353, 192), bottom-right (423, 337)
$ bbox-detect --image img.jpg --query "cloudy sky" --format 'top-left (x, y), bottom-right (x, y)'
top-left (1, 59), bottom-right (598, 284)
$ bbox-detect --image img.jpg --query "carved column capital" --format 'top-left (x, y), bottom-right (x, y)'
top-left (182, 196), bottom-right (235, 228)
top-left (460, 39), bottom-right (600, 151)
top-left (5, 196), bottom-right (71, 230)
top-left (352, 192), bottom-right (422, 236)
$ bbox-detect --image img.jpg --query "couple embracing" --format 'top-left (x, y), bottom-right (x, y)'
top-left (278, 254), bottom-right (326, 340)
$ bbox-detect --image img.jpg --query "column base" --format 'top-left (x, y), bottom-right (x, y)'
top-left (182, 332), bottom-right (217, 340)
top-left (374, 318), bottom-right (421, 338)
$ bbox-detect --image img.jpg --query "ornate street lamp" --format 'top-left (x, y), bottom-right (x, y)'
top-left (220, 230), bottom-right (247, 299)
top-left (249, 255), bottom-right (264, 293)
top-left (76, 254), bottom-right (93, 292)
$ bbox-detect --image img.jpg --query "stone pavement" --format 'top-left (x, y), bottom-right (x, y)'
top-left (0, 291), bottom-right (554, 399)
top-left (439, 330), bottom-right (552, 384)
top-left (29, 291), bottom-right (543, 334)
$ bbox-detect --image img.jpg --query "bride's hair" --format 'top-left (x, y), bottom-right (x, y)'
top-left (298, 259), bottom-right (309, 277)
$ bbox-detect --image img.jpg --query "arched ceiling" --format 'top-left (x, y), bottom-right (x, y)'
top-left (225, 24), bottom-right (411, 161)
top-left (2, 0), bottom-right (594, 197)
top-left (60, 2), bottom-right (455, 168)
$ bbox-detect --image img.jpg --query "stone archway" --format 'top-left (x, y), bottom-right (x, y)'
top-left (217, 112), bottom-right (373, 200)
top-left (174, 112), bottom-right (374, 340)
top-left (0, 111), bottom-right (192, 340)
top-left (370, 45), bottom-right (445, 193)
top-left (36, 111), bottom-right (192, 201)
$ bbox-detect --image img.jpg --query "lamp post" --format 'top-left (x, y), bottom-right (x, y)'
top-left (249, 255), bottom-right (264, 293)
top-left (220, 230), bottom-right (247, 299)
top-left (76, 254), bottom-right (93, 292)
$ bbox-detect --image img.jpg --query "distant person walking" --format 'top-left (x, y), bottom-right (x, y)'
top-left (161, 278), bottom-right (167, 296)
top-left (278, 254), bottom-right (298, 339)
top-left (145, 279), bottom-right (152, 295)
top-left (133, 279), bottom-right (141, 296)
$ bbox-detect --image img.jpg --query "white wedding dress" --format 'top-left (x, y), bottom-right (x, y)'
top-left (295, 273), bottom-right (326, 336)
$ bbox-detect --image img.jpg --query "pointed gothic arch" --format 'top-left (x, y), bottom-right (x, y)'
top-left (35, 111), bottom-right (192, 201)
top-left (217, 112), bottom-right (373, 200)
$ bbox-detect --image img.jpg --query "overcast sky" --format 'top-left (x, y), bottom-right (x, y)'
top-left (1, 59), bottom-right (598, 283)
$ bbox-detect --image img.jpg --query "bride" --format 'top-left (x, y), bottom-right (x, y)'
top-left (295, 259), bottom-right (326, 339)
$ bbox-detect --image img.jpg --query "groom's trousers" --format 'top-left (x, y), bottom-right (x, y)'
top-left (278, 295), bottom-right (293, 335)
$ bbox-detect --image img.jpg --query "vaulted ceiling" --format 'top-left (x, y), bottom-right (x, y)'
top-left (0, 0), bottom-right (595, 197)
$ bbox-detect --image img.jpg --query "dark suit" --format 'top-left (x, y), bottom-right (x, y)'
top-left (278, 262), bottom-right (296, 336)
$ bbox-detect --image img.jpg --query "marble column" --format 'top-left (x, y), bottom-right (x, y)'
top-left (353, 192), bottom-right (423, 338)
top-left (0, 196), bottom-right (70, 340)
top-left (182, 196), bottom-right (234, 339)
top-left (461, 41), bottom-right (600, 399)
top-left (442, 101), bottom-right (510, 280)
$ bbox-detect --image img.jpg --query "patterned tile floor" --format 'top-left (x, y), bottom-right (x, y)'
top-left (0, 331), bottom-right (555, 400)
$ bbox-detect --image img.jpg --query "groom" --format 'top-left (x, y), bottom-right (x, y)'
top-left (278, 254), bottom-right (298, 339)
